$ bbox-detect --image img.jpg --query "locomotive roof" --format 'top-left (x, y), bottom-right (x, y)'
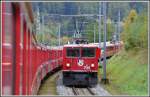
top-left (64, 41), bottom-right (123, 48)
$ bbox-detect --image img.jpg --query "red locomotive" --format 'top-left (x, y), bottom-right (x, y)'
top-left (2, 2), bottom-right (63, 95)
top-left (62, 38), bottom-right (101, 87)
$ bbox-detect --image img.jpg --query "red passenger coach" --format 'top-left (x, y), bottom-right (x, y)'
top-left (62, 43), bottom-right (101, 87)
top-left (2, 2), bottom-right (63, 95)
top-left (2, 2), bottom-right (33, 95)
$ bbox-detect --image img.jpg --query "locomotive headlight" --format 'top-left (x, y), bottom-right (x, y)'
top-left (66, 63), bottom-right (70, 67)
top-left (91, 64), bottom-right (95, 67)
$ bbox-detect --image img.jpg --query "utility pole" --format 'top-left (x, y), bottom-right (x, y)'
top-left (42, 15), bottom-right (44, 43)
top-left (94, 24), bottom-right (96, 43)
top-left (98, 2), bottom-right (101, 48)
top-left (76, 20), bottom-right (80, 38)
top-left (118, 10), bottom-right (121, 50)
top-left (98, 2), bottom-right (102, 77)
top-left (36, 7), bottom-right (40, 35)
top-left (115, 23), bottom-right (117, 43)
top-left (58, 23), bottom-right (61, 46)
top-left (118, 10), bottom-right (121, 42)
top-left (101, 2), bottom-right (109, 84)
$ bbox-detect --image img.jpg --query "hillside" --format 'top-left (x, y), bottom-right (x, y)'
top-left (101, 8), bottom-right (148, 96)
top-left (103, 48), bottom-right (148, 95)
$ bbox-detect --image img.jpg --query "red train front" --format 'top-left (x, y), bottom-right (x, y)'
top-left (62, 42), bottom-right (101, 87)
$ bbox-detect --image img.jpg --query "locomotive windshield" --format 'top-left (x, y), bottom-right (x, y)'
top-left (66, 47), bottom-right (95, 57)
top-left (82, 48), bottom-right (95, 57)
top-left (66, 48), bottom-right (80, 57)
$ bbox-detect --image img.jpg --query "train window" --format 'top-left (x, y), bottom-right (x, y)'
top-left (66, 48), bottom-right (80, 57)
top-left (82, 48), bottom-right (95, 57)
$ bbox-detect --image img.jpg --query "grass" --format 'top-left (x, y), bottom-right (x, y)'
top-left (100, 48), bottom-right (148, 96)
top-left (37, 72), bottom-right (59, 95)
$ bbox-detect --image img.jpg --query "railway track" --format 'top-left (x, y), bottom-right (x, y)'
top-left (37, 70), bottom-right (110, 96)
top-left (56, 72), bottom-right (110, 96)
top-left (72, 87), bottom-right (78, 95)
top-left (72, 87), bottom-right (96, 95)
top-left (87, 87), bottom-right (96, 95)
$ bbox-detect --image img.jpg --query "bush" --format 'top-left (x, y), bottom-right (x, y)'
top-left (122, 9), bottom-right (148, 50)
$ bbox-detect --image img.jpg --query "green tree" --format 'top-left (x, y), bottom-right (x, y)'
top-left (122, 9), bottom-right (148, 50)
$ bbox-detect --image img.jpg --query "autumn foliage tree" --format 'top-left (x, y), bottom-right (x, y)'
top-left (122, 9), bottom-right (148, 50)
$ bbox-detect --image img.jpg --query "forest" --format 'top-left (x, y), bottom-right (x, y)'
top-left (32, 2), bottom-right (147, 46)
